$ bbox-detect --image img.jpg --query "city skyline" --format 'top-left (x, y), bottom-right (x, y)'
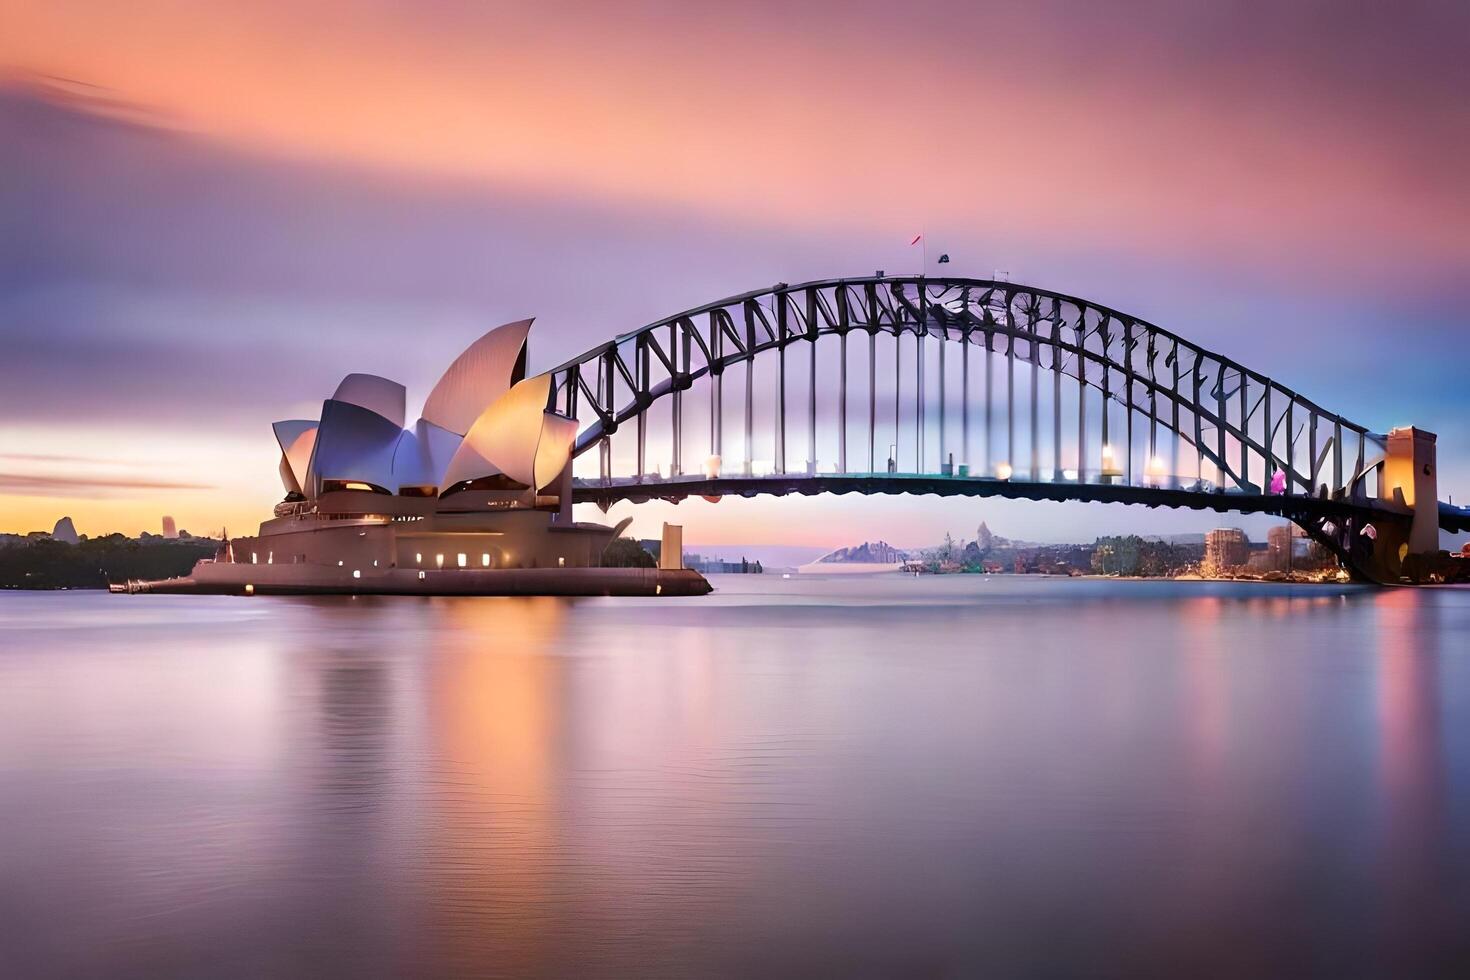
top-left (4, 1), bottom-right (1468, 546)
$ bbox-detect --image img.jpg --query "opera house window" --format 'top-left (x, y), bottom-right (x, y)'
top-left (457, 553), bottom-right (467, 568)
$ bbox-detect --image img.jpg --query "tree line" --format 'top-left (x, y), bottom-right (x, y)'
top-left (1089, 536), bottom-right (1197, 577)
top-left (0, 537), bottom-right (216, 589)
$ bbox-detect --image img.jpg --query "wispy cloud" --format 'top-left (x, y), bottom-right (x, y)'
top-left (0, 472), bottom-right (215, 497)
top-left (0, 69), bottom-right (174, 131)
top-left (0, 452), bottom-right (119, 464)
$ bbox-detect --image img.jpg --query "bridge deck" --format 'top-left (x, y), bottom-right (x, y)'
top-left (573, 473), bottom-right (1408, 524)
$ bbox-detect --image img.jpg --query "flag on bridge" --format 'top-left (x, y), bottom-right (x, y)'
top-left (909, 234), bottom-right (923, 246)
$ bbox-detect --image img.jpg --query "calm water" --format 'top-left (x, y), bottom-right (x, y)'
top-left (2, 577), bottom-right (1469, 978)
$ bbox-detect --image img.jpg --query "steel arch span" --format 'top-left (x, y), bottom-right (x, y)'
top-left (541, 274), bottom-right (1460, 581)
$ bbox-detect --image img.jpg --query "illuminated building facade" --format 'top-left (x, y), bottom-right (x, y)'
top-left (1204, 528), bottom-right (1250, 573)
top-left (122, 320), bottom-right (709, 596)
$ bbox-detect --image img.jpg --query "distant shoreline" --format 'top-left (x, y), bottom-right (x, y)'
top-left (1079, 573), bottom-right (1351, 586)
top-left (872, 568), bottom-right (1351, 586)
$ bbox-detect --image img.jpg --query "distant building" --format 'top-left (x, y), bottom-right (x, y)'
top-left (1205, 528), bottom-right (1249, 573)
top-left (686, 552), bottom-right (763, 574)
top-left (51, 517), bottom-right (80, 545)
top-left (1266, 525), bottom-right (1293, 572)
top-left (162, 516), bottom-right (179, 539)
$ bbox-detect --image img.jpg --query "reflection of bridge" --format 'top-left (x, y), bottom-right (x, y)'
top-left (542, 275), bottom-right (1466, 582)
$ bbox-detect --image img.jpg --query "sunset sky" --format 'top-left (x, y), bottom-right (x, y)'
top-left (3, 1), bottom-right (1467, 548)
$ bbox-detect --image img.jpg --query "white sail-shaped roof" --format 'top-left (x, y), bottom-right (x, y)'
top-left (277, 454), bottom-right (302, 495)
top-left (421, 319), bottom-right (532, 436)
top-left (441, 373), bottom-right (575, 492)
top-left (307, 399), bottom-right (403, 494)
top-left (534, 413), bottom-right (579, 491)
top-left (272, 420), bottom-right (318, 494)
top-left (332, 374), bottom-right (406, 429)
top-left (391, 418), bottom-right (462, 490)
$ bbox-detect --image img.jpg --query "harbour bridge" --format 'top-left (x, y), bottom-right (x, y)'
top-left (540, 275), bottom-right (1466, 583)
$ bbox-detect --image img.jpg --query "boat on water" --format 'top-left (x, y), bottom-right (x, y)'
top-left (119, 318), bottom-right (710, 598)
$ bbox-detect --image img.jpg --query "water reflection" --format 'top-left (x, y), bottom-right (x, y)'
top-left (2, 580), bottom-right (1469, 976)
top-left (421, 598), bottom-right (567, 975)
top-left (1371, 589), bottom-right (1450, 973)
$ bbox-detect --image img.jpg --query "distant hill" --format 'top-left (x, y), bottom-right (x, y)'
top-left (813, 540), bottom-right (908, 564)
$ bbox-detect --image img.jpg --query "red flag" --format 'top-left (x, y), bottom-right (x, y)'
top-left (909, 234), bottom-right (923, 246)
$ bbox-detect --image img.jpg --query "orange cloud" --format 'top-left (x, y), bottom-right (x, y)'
top-left (4, 2), bottom-right (1465, 286)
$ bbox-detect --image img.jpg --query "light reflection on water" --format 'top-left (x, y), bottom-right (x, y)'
top-left (2, 578), bottom-right (1469, 977)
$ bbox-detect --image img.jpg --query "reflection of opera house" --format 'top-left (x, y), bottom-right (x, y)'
top-left (125, 320), bottom-right (709, 596)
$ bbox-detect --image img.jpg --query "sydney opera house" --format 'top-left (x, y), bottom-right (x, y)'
top-left (123, 320), bottom-right (709, 596)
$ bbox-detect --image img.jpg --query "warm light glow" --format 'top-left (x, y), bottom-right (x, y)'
top-left (436, 554), bottom-right (445, 568)
top-left (704, 455), bottom-right (722, 479)
top-left (418, 570), bottom-right (426, 580)
top-left (4, 5), bottom-right (1456, 549)
top-left (1063, 468), bottom-right (1079, 481)
top-left (457, 553), bottom-right (467, 568)
top-left (244, 583), bottom-right (253, 595)
top-left (6, 1), bottom-right (1442, 290)
top-left (352, 569), bottom-right (361, 578)
top-left (416, 552), bottom-right (422, 564)
top-left (482, 553), bottom-right (490, 567)
top-left (995, 462), bottom-right (1013, 481)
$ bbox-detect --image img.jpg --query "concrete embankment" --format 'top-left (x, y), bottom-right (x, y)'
top-left (116, 565), bottom-right (712, 597)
